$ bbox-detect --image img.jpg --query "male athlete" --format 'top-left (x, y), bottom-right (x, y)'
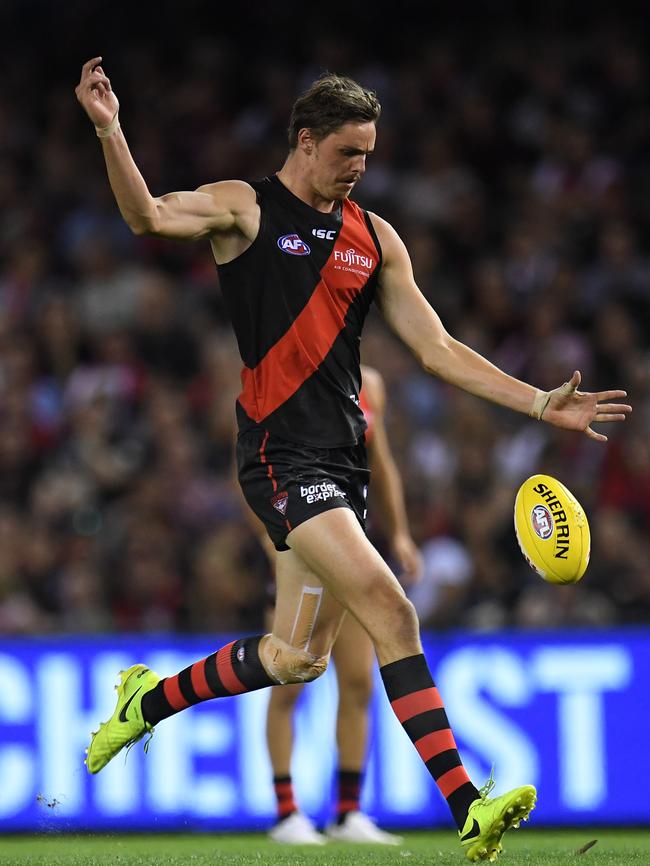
top-left (265, 364), bottom-right (421, 844)
top-left (76, 58), bottom-right (631, 862)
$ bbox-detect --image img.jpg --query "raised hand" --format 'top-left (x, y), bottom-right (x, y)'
top-left (542, 370), bottom-right (632, 442)
top-left (75, 57), bottom-right (119, 129)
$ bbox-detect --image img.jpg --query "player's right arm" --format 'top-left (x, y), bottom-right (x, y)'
top-left (75, 58), bottom-right (258, 242)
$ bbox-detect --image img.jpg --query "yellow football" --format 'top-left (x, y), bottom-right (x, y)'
top-left (514, 474), bottom-right (591, 585)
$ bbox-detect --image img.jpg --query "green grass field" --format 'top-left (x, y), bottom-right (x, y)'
top-left (0, 830), bottom-right (648, 866)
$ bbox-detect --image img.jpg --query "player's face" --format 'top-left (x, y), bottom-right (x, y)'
top-left (311, 122), bottom-right (376, 200)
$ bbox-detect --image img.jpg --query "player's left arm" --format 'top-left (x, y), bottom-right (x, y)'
top-left (369, 214), bottom-right (632, 442)
top-left (362, 366), bottom-right (422, 583)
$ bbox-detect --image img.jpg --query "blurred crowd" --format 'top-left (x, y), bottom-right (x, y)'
top-left (1, 4), bottom-right (649, 634)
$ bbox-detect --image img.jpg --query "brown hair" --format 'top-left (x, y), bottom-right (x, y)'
top-left (288, 73), bottom-right (381, 149)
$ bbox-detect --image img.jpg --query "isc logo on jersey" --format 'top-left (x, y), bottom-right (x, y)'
top-left (277, 234), bottom-right (311, 256)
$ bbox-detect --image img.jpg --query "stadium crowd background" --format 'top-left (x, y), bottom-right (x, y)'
top-left (1, 2), bottom-right (649, 636)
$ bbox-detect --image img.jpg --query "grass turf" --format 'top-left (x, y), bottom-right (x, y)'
top-left (0, 830), bottom-right (649, 866)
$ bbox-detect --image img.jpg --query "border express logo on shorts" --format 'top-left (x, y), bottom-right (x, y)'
top-left (301, 481), bottom-right (346, 504)
top-left (277, 234), bottom-right (311, 255)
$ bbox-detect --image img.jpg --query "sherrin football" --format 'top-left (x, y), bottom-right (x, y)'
top-left (514, 474), bottom-right (591, 585)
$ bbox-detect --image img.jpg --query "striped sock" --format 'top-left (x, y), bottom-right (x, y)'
top-left (380, 653), bottom-right (479, 830)
top-left (141, 636), bottom-right (274, 725)
top-left (337, 769), bottom-right (362, 822)
top-left (273, 774), bottom-right (297, 820)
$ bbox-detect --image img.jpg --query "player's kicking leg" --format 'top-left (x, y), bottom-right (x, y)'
top-left (285, 508), bottom-right (536, 862)
top-left (86, 545), bottom-right (346, 777)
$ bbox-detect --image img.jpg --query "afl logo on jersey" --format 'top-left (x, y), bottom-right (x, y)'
top-left (277, 233), bottom-right (311, 256)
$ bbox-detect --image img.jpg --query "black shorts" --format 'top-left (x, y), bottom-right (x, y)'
top-left (237, 429), bottom-right (370, 552)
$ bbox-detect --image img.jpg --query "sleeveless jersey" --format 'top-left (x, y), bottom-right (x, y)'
top-left (217, 175), bottom-right (382, 447)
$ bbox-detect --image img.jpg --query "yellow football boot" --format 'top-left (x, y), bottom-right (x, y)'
top-left (85, 664), bottom-right (160, 774)
top-left (459, 774), bottom-right (537, 862)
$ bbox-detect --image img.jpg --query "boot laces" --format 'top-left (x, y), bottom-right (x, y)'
top-left (478, 765), bottom-right (496, 800)
top-left (123, 728), bottom-right (155, 764)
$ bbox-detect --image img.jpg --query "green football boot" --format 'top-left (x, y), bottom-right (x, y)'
top-left (85, 664), bottom-right (160, 774)
top-left (459, 773), bottom-right (537, 863)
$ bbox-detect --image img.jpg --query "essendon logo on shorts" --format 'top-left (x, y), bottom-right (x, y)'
top-left (271, 491), bottom-right (289, 515)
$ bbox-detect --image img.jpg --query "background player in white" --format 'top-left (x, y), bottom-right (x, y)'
top-left (263, 364), bottom-right (421, 844)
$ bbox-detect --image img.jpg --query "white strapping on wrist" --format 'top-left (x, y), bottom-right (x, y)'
top-left (95, 112), bottom-right (120, 139)
top-left (529, 388), bottom-right (551, 420)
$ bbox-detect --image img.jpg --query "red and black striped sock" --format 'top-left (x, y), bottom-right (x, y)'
top-left (141, 636), bottom-right (274, 725)
top-left (380, 653), bottom-right (479, 830)
top-left (273, 774), bottom-right (297, 820)
top-left (336, 769), bottom-right (362, 823)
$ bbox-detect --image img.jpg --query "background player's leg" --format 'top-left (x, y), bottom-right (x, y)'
top-left (286, 508), bottom-right (479, 831)
top-left (267, 683), bottom-right (303, 787)
top-left (326, 614), bottom-right (402, 844)
top-left (266, 682), bottom-right (303, 819)
top-left (266, 679), bottom-right (326, 845)
top-left (266, 550), bottom-right (346, 844)
top-left (332, 615), bottom-right (373, 780)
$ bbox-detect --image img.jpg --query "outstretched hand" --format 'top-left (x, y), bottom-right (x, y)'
top-left (542, 370), bottom-right (632, 442)
top-left (75, 57), bottom-right (119, 129)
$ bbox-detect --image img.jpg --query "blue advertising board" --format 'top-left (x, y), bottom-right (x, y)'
top-left (0, 630), bottom-right (648, 831)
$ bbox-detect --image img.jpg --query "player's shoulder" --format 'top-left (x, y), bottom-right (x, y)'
top-left (366, 211), bottom-right (406, 257)
top-left (196, 179), bottom-right (258, 212)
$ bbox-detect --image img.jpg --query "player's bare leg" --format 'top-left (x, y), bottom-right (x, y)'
top-left (266, 682), bottom-right (304, 782)
top-left (325, 615), bottom-right (403, 844)
top-left (266, 550), bottom-right (345, 844)
top-left (332, 616), bottom-right (373, 772)
top-left (286, 509), bottom-right (419, 664)
top-left (286, 509), bottom-right (535, 861)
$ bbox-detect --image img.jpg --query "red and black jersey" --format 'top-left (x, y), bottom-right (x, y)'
top-left (217, 175), bottom-right (382, 447)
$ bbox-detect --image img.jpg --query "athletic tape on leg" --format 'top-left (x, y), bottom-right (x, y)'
top-left (289, 586), bottom-right (323, 652)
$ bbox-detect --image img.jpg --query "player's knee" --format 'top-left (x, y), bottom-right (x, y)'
top-left (385, 594), bottom-right (419, 645)
top-left (261, 634), bottom-right (329, 685)
top-left (269, 682), bottom-right (303, 709)
top-left (338, 671), bottom-right (373, 708)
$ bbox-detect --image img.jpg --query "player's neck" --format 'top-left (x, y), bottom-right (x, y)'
top-left (276, 157), bottom-right (337, 214)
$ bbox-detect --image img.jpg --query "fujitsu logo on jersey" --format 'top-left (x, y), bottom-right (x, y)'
top-left (334, 247), bottom-right (374, 270)
top-left (277, 234), bottom-right (311, 255)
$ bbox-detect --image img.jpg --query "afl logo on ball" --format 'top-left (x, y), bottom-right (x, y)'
top-left (278, 233), bottom-right (311, 256)
top-left (531, 504), bottom-right (554, 540)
